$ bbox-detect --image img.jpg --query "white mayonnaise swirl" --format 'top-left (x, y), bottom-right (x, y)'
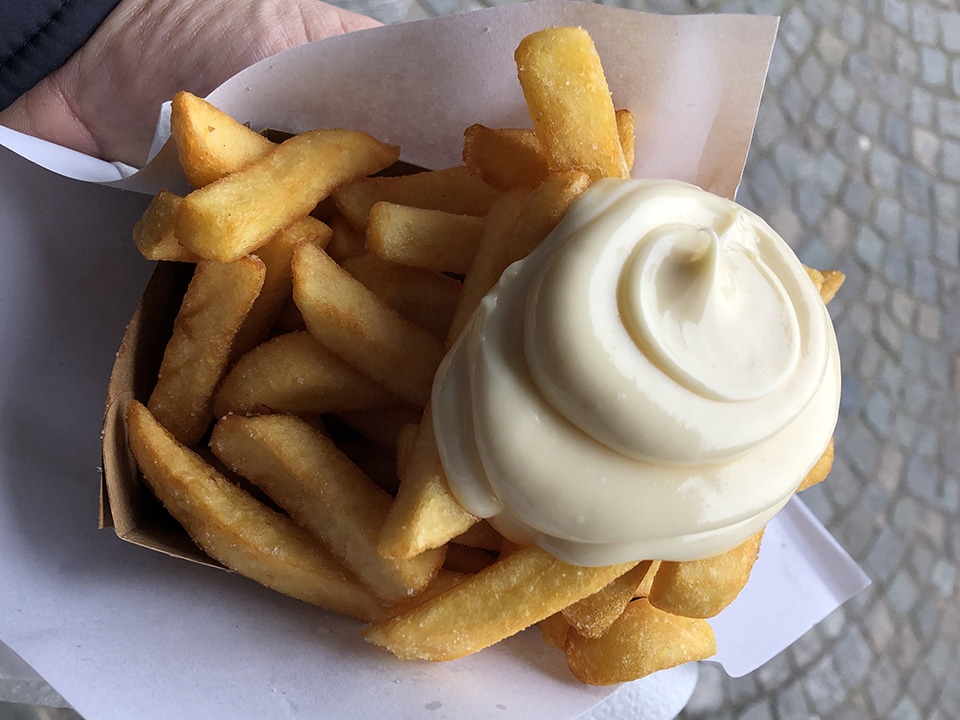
top-left (433, 179), bottom-right (840, 565)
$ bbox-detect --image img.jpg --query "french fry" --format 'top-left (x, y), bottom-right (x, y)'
top-left (636, 560), bottom-right (660, 597)
top-left (211, 414), bottom-right (445, 603)
top-left (213, 331), bottom-right (396, 419)
top-left (615, 108), bottom-right (636, 173)
top-left (447, 188), bottom-right (528, 342)
top-left (565, 599), bottom-right (716, 685)
top-left (148, 257), bottom-right (265, 445)
top-left (462, 125), bottom-right (551, 191)
top-left (797, 437), bottom-right (835, 492)
top-left (126, 401), bottom-right (385, 621)
top-left (177, 130), bottom-right (400, 262)
top-left (366, 202), bottom-right (485, 274)
top-left (648, 528), bottom-right (765, 619)
top-left (561, 561), bottom-right (655, 639)
top-left (232, 217), bottom-right (333, 356)
top-left (333, 166), bottom-right (501, 231)
top-left (539, 613), bottom-right (571, 650)
top-left (452, 520), bottom-right (503, 552)
top-left (170, 91), bottom-right (275, 188)
top-left (804, 265), bottom-right (824, 294)
top-left (292, 242), bottom-right (445, 407)
top-left (515, 27), bottom-right (628, 180)
top-left (132, 191), bottom-right (200, 262)
top-left (508, 171), bottom-right (591, 263)
top-left (340, 253), bottom-right (461, 341)
top-left (378, 406), bottom-right (477, 559)
top-left (364, 546), bottom-right (637, 661)
top-left (819, 269), bottom-right (845, 304)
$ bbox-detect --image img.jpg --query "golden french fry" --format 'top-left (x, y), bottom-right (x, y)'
top-left (213, 331), bottom-right (396, 419)
top-left (232, 217), bottom-right (333, 356)
top-left (326, 215), bottom-right (368, 262)
top-left (539, 613), bottom-right (571, 650)
top-left (804, 265), bottom-right (825, 293)
top-left (170, 91), bottom-right (275, 188)
top-left (366, 202), bottom-right (485, 274)
top-left (132, 191), bottom-right (200, 262)
top-left (333, 166), bottom-right (501, 231)
top-left (177, 130), bottom-right (400, 262)
top-left (452, 520), bottom-right (503, 552)
top-left (340, 253), bottom-right (461, 341)
top-left (797, 437), bottom-right (835, 492)
top-left (364, 546), bottom-right (637, 661)
top-left (126, 401), bottom-right (385, 621)
top-left (820, 269), bottom-right (845, 304)
top-left (446, 188), bottom-right (528, 343)
top-left (649, 528), bottom-right (765, 619)
top-left (562, 561), bottom-right (655, 639)
top-left (462, 125), bottom-right (551, 191)
top-left (292, 242), bottom-right (445, 407)
top-left (211, 413), bottom-right (445, 603)
top-left (636, 560), bottom-right (661, 597)
top-left (615, 108), bottom-right (635, 173)
top-left (515, 27), bottom-right (628, 180)
top-left (509, 171), bottom-right (592, 263)
top-left (565, 599), bottom-right (716, 685)
top-left (378, 406), bottom-right (477, 559)
top-left (386, 570), bottom-right (468, 618)
top-left (148, 257), bottom-right (265, 445)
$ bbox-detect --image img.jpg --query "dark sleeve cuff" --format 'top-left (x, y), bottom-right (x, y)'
top-left (0, 0), bottom-right (123, 111)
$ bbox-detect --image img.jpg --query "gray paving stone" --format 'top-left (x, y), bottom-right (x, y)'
top-left (907, 664), bottom-right (939, 710)
top-left (780, 6), bottom-right (814, 56)
top-left (890, 696), bottom-right (923, 720)
top-left (911, 85), bottom-right (936, 125)
top-left (737, 699), bottom-right (773, 720)
top-left (882, 112), bottom-right (911, 157)
top-left (832, 625), bottom-right (873, 689)
top-left (911, 592), bottom-right (940, 642)
top-left (805, 654), bottom-right (849, 715)
top-left (912, 127), bottom-right (940, 171)
top-left (916, 303), bottom-right (941, 341)
top-left (941, 139), bottom-right (960, 181)
top-left (912, 3), bottom-right (940, 46)
top-left (775, 680), bottom-right (811, 719)
top-left (906, 455), bottom-right (939, 502)
top-left (828, 73), bottom-right (858, 114)
top-left (855, 97), bottom-right (882, 136)
top-left (941, 11), bottom-right (960, 53)
top-left (839, 4), bottom-right (865, 44)
top-left (930, 558), bottom-right (957, 597)
top-left (920, 47), bottom-right (949, 87)
top-left (874, 195), bottom-right (904, 242)
top-left (882, 0), bottom-right (910, 32)
top-left (868, 145), bottom-right (901, 192)
top-left (910, 257), bottom-right (940, 302)
top-left (902, 211), bottom-right (932, 256)
top-left (895, 35), bottom-right (920, 78)
top-left (866, 524), bottom-right (905, 580)
top-left (887, 570), bottom-right (920, 615)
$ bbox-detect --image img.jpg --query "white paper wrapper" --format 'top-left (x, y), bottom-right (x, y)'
top-left (0, 3), bottom-right (869, 718)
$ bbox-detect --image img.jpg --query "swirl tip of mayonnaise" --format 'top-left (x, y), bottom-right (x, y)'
top-left (433, 178), bottom-right (841, 566)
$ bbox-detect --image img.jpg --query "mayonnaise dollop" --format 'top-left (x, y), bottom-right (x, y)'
top-left (432, 179), bottom-right (840, 565)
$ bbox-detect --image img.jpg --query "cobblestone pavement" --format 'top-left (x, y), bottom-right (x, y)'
top-left (403, 0), bottom-right (960, 717)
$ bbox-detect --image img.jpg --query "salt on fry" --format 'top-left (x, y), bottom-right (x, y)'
top-left (177, 129), bottom-right (400, 262)
top-left (366, 202), bottom-right (484, 274)
top-left (364, 546), bottom-right (637, 661)
top-left (333, 166), bottom-right (501, 231)
top-left (211, 413), bottom-right (445, 603)
top-left (565, 598), bottom-right (716, 685)
top-left (292, 242), bottom-right (445, 407)
top-left (213, 331), bottom-right (397, 419)
top-left (515, 27), bottom-right (628, 180)
top-left (148, 257), bottom-right (265, 445)
top-left (126, 401), bottom-right (385, 622)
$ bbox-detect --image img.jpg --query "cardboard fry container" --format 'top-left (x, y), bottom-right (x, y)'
top-left (8, 2), bottom-right (867, 718)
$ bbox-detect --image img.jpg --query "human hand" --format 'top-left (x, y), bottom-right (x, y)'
top-left (0, 0), bottom-right (380, 167)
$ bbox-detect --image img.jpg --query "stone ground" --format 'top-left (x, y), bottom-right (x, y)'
top-left (401, 0), bottom-right (960, 717)
top-left (6, 1), bottom-right (958, 718)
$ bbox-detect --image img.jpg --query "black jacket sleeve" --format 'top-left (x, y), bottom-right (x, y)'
top-left (0, 0), bottom-right (123, 110)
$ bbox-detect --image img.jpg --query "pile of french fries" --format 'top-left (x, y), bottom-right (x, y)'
top-left (125, 27), bottom-right (843, 685)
